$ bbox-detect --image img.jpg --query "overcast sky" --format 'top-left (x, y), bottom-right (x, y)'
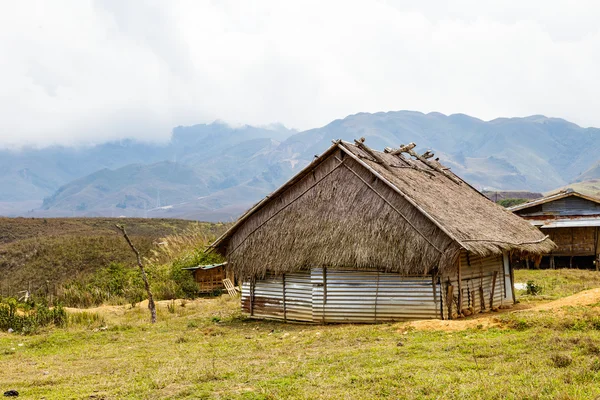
top-left (1, 0), bottom-right (600, 147)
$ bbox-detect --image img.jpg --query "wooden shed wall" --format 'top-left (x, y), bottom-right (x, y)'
top-left (193, 266), bottom-right (234, 293)
top-left (443, 252), bottom-right (507, 319)
top-left (516, 196), bottom-right (600, 217)
top-left (545, 227), bottom-right (599, 256)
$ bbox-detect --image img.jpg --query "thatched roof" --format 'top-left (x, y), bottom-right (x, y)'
top-left (211, 140), bottom-right (555, 278)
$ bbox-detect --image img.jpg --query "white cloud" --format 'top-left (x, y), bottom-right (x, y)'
top-left (1, 0), bottom-right (600, 147)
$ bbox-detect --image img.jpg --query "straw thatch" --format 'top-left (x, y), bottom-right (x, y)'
top-left (212, 140), bottom-right (555, 279)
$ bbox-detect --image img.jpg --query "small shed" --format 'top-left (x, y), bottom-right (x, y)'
top-left (509, 189), bottom-right (600, 269)
top-left (183, 262), bottom-right (234, 293)
top-left (210, 139), bottom-right (555, 322)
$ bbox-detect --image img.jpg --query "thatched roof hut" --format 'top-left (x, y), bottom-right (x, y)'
top-left (212, 139), bottom-right (554, 279)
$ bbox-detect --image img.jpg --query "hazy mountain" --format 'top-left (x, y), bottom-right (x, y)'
top-left (4, 111), bottom-right (600, 221)
top-left (0, 122), bottom-right (294, 216)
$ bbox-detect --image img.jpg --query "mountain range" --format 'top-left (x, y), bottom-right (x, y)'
top-left (2, 111), bottom-right (600, 221)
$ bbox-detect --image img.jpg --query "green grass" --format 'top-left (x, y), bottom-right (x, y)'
top-left (4, 290), bottom-right (600, 399)
top-left (514, 269), bottom-right (600, 302)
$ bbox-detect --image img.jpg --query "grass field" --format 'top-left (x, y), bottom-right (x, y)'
top-left (2, 269), bottom-right (600, 399)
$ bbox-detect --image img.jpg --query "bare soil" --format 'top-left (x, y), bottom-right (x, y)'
top-left (403, 287), bottom-right (600, 332)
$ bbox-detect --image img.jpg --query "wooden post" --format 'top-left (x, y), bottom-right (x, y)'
top-left (509, 257), bottom-right (517, 304)
top-left (550, 255), bottom-right (555, 269)
top-left (432, 275), bottom-right (439, 319)
top-left (446, 284), bottom-right (454, 320)
top-left (457, 256), bottom-right (463, 314)
top-left (250, 279), bottom-right (255, 317)
top-left (595, 227), bottom-right (599, 271)
top-left (282, 273), bottom-right (287, 322)
top-left (322, 268), bottom-right (327, 323)
top-left (479, 286), bottom-right (485, 311)
top-left (490, 271), bottom-right (498, 310)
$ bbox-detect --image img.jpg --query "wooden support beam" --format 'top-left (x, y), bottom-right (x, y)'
top-left (432, 275), bottom-right (439, 319)
top-left (457, 256), bottom-right (463, 315)
top-left (282, 273), bottom-right (287, 322)
top-left (354, 137), bottom-right (393, 172)
top-left (406, 147), bottom-right (463, 184)
top-left (384, 142), bottom-right (416, 155)
top-left (490, 271), bottom-right (498, 310)
top-left (446, 284), bottom-right (454, 320)
top-left (479, 286), bottom-right (485, 311)
top-left (421, 150), bottom-right (435, 159)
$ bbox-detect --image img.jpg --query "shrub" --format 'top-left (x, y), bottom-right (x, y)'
top-left (0, 298), bottom-right (68, 334)
top-left (526, 280), bottom-right (542, 296)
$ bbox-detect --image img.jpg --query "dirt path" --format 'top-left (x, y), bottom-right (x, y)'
top-left (64, 298), bottom-right (213, 316)
top-left (403, 287), bottom-right (600, 332)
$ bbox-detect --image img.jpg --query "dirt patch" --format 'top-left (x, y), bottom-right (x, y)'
top-left (532, 287), bottom-right (600, 310)
top-left (402, 288), bottom-right (600, 332)
top-left (403, 317), bottom-right (501, 332)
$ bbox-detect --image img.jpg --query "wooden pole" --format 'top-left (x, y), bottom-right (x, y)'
top-left (282, 273), bottom-right (287, 322)
top-left (432, 275), bottom-right (439, 319)
top-left (354, 138), bottom-right (394, 172)
top-left (250, 279), bottom-right (255, 317)
top-left (322, 268), bottom-right (327, 323)
top-left (457, 256), bottom-right (463, 315)
top-left (509, 257), bottom-right (517, 304)
top-left (479, 286), bottom-right (485, 311)
top-left (446, 284), bottom-right (454, 320)
top-left (594, 227), bottom-right (598, 271)
top-left (490, 271), bottom-right (498, 310)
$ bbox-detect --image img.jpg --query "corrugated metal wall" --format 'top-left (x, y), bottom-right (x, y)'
top-left (241, 254), bottom-right (509, 322)
top-left (312, 269), bottom-right (440, 323)
top-left (242, 269), bottom-right (440, 323)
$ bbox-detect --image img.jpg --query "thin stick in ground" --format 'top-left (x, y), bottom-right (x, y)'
top-left (116, 224), bottom-right (157, 323)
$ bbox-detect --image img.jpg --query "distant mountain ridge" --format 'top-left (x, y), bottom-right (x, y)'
top-left (3, 111), bottom-right (600, 221)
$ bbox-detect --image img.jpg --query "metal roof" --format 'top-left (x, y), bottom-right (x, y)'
top-left (538, 219), bottom-right (600, 229)
top-left (182, 262), bottom-right (227, 271)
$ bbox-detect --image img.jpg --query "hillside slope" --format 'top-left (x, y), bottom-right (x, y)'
top-left (0, 218), bottom-right (224, 293)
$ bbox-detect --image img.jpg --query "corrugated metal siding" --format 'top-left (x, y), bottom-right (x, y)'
top-left (443, 252), bottom-right (505, 317)
top-left (241, 274), bottom-right (285, 320)
top-left (283, 272), bottom-right (313, 321)
top-left (242, 269), bottom-right (440, 323)
top-left (312, 269), bottom-right (439, 323)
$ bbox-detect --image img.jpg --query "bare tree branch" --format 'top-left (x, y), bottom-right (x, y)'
top-left (116, 224), bottom-right (157, 323)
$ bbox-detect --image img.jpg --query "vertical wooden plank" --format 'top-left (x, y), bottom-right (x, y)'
top-left (446, 284), bottom-right (454, 320)
top-left (250, 279), bottom-right (255, 316)
top-left (479, 286), bottom-right (485, 311)
top-left (489, 271), bottom-right (498, 310)
top-left (432, 275), bottom-right (438, 319)
top-left (594, 227), bottom-right (600, 271)
top-left (457, 255), bottom-right (463, 314)
top-left (509, 256), bottom-right (517, 304)
top-left (282, 273), bottom-right (287, 322)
